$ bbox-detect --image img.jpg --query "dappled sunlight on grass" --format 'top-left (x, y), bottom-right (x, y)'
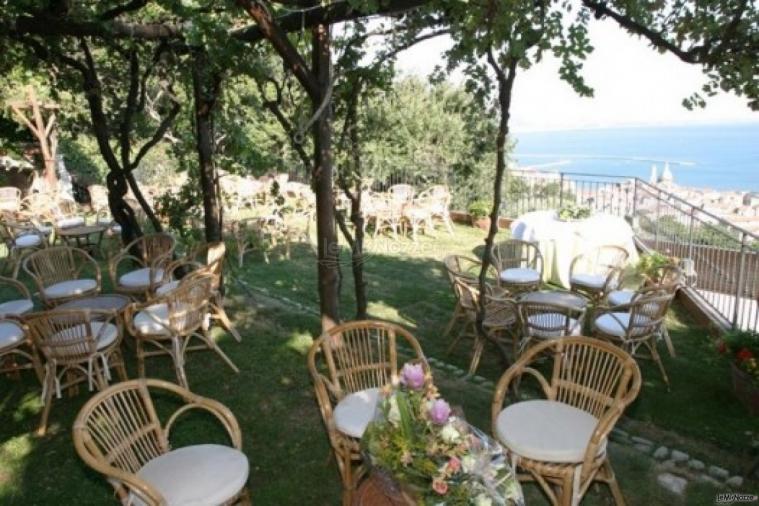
top-left (286, 329), bottom-right (315, 355)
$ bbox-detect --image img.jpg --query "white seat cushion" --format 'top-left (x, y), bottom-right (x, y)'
top-left (0, 321), bottom-right (25, 351)
top-left (43, 279), bottom-right (97, 299)
top-left (56, 216), bottom-right (86, 229)
top-left (51, 322), bottom-right (118, 350)
top-left (334, 388), bottom-right (380, 439)
top-left (119, 268), bottom-right (164, 289)
top-left (131, 444), bottom-right (249, 506)
top-left (155, 279), bottom-right (180, 296)
top-left (570, 273), bottom-right (607, 290)
top-left (0, 298), bottom-right (33, 317)
top-left (526, 314), bottom-right (581, 339)
top-left (594, 312), bottom-right (652, 337)
top-left (134, 303), bottom-right (171, 336)
top-left (36, 224), bottom-right (53, 235)
top-left (607, 290), bottom-right (634, 307)
top-left (500, 268), bottom-right (540, 284)
top-left (495, 400), bottom-right (606, 463)
top-left (15, 234), bottom-right (42, 248)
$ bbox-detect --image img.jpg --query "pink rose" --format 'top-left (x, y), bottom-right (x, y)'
top-left (432, 478), bottom-right (448, 495)
top-left (429, 399), bottom-right (451, 425)
top-left (400, 363), bottom-right (425, 390)
top-left (446, 456), bottom-right (461, 474)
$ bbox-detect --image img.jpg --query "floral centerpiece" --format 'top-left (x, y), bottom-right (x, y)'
top-left (556, 204), bottom-right (592, 221)
top-left (362, 363), bottom-right (523, 505)
top-left (717, 330), bottom-right (759, 415)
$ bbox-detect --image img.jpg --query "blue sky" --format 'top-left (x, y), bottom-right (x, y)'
top-left (393, 19), bottom-right (759, 133)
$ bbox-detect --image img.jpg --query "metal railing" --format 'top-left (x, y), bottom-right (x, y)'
top-left (504, 169), bottom-right (759, 331)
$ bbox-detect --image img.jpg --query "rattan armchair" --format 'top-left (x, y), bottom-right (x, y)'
top-left (592, 288), bottom-right (675, 388)
top-left (73, 378), bottom-right (250, 506)
top-left (23, 246), bottom-right (101, 307)
top-left (442, 255), bottom-right (501, 338)
top-left (24, 308), bottom-right (127, 435)
top-left (516, 300), bottom-right (586, 354)
top-left (0, 275), bottom-right (34, 317)
top-left (569, 245), bottom-right (629, 303)
top-left (225, 216), bottom-right (291, 266)
top-left (0, 217), bottom-right (47, 278)
top-left (307, 320), bottom-right (429, 505)
top-left (157, 242), bottom-right (241, 343)
top-left (417, 185), bottom-right (453, 234)
top-left (491, 239), bottom-right (544, 294)
top-left (125, 273), bottom-right (239, 388)
top-left (492, 337), bottom-right (642, 506)
top-left (0, 318), bottom-right (43, 383)
top-left (109, 233), bottom-right (175, 298)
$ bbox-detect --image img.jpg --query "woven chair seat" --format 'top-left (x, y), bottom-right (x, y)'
top-left (500, 267), bottom-right (540, 284)
top-left (606, 290), bottom-right (634, 307)
top-left (56, 217), bottom-right (86, 229)
top-left (0, 321), bottom-right (25, 350)
top-left (594, 313), bottom-right (652, 338)
top-left (570, 273), bottom-right (608, 290)
top-left (334, 388), bottom-right (380, 439)
top-left (15, 234), bottom-right (42, 248)
top-left (495, 400), bottom-right (606, 463)
top-left (0, 298), bottom-right (33, 317)
top-left (155, 279), bottom-right (180, 296)
top-left (526, 315), bottom-right (582, 339)
top-left (50, 322), bottom-right (118, 351)
top-left (133, 302), bottom-right (193, 337)
top-left (119, 267), bottom-right (165, 289)
top-left (129, 444), bottom-right (249, 506)
top-left (43, 279), bottom-right (98, 299)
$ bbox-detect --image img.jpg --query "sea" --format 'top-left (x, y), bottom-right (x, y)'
top-left (512, 123), bottom-right (759, 192)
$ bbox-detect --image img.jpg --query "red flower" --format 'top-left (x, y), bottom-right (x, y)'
top-left (737, 348), bottom-right (754, 362)
top-left (432, 478), bottom-right (448, 495)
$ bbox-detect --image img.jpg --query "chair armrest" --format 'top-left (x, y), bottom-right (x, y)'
top-left (0, 276), bottom-right (31, 299)
top-left (109, 253), bottom-right (145, 286)
top-left (164, 395), bottom-right (243, 450)
top-left (491, 363), bottom-right (552, 434)
top-left (74, 249), bottom-right (102, 289)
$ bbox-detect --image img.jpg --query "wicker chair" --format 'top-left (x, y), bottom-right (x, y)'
top-left (73, 378), bottom-right (250, 506)
top-left (126, 273), bottom-right (239, 388)
top-left (417, 185), bottom-right (453, 234)
top-left (387, 184), bottom-right (415, 208)
top-left (401, 195), bottom-right (433, 241)
top-left (517, 300), bottom-right (586, 354)
top-left (606, 265), bottom-right (682, 357)
top-left (0, 217), bottom-right (47, 278)
top-left (592, 288), bottom-right (675, 389)
top-left (442, 255), bottom-right (501, 338)
top-left (365, 193), bottom-right (401, 239)
top-left (24, 308), bottom-right (127, 435)
top-left (307, 320), bottom-right (429, 504)
top-left (491, 239), bottom-right (544, 294)
top-left (109, 233), bottom-right (175, 298)
top-left (0, 317), bottom-right (43, 383)
top-left (225, 216), bottom-right (290, 266)
top-left (0, 276), bottom-right (34, 318)
top-left (492, 337), bottom-right (642, 506)
top-left (569, 245), bottom-right (629, 303)
top-left (23, 246), bottom-right (101, 307)
top-left (0, 186), bottom-right (21, 212)
top-left (157, 242), bottom-right (241, 342)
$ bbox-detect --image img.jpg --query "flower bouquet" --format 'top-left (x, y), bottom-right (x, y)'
top-left (556, 204), bottom-right (592, 221)
top-left (718, 330), bottom-right (759, 415)
top-left (362, 363), bottom-right (523, 505)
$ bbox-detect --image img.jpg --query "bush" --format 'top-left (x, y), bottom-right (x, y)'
top-left (468, 200), bottom-right (491, 219)
top-left (718, 330), bottom-right (759, 385)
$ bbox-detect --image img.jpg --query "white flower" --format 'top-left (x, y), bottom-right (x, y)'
top-left (474, 494), bottom-right (493, 506)
top-left (461, 455), bottom-right (476, 473)
top-left (439, 423), bottom-right (461, 443)
top-left (387, 395), bottom-right (401, 426)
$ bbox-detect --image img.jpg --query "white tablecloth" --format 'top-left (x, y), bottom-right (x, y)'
top-left (510, 210), bottom-right (639, 288)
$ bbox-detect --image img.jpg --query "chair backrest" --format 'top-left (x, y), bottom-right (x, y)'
top-left (517, 300), bottom-right (584, 338)
top-left (572, 245), bottom-right (629, 277)
top-left (125, 233), bottom-right (175, 265)
top-left (451, 274), bottom-right (481, 313)
top-left (307, 320), bottom-right (428, 399)
top-left (626, 289), bottom-right (674, 338)
top-left (24, 309), bottom-right (102, 363)
top-left (653, 264), bottom-right (683, 292)
top-left (163, 273), bottom-right (213, 335)
top-left (443, 255), bottom-right (481, 282)
top-left (23, 246), bottom-right (89, 286)
top-left (388, 184), bottom-right (415, 204)
top-left (491, 239), bottom-right (543, 273)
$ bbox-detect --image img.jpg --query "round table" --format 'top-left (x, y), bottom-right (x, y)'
top-left (510, 210), bottom-right (638, 289)
top-left (58, 294), bottom-right (131, 320)
top-left (517, 290), bottom-right (589, 311)
top-left (58, 224), bottom-right (107, 257)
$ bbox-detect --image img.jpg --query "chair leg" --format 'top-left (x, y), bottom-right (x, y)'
top-left (661, 326), bottom-right (676, 357)
top-left (171, 336), bottom-right (189, 389)
top-left (649, 341), bottom-right (671, 390)
top-left (604, 460), bottom-right (627, 506)
top-left (443, 304), bottom-right (462, 338)
top-left (468, 336), bottom-right (486, 376)
top-left (212, 303), bottom-right (242, 343)
top-left (199, 331), bottom-right (240, 374)
top-left (37, 365), bottom-right (56, 436)
top-left (136, 340), bottom-right (146, 379)
top-left (446, 321), bottom-right (469, 355)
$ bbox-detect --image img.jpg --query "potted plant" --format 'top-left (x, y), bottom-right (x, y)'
top-left (468, 200), bottom-right (491, 230)
top-left (631, 251), bottom-right (678, 285)
top-left (718, 330), bottom-right (759, 415)
top-left (556, 204), bottom-right (592, 221)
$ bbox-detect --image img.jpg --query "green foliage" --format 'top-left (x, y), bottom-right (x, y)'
top-left (467, 200), bottom-right (491, 219)
top-left (719, 330), bottom-right (759, 384)
top-left (556, 203), bottom-right (591, 220)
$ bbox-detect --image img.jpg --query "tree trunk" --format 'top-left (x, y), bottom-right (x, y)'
top-left (312, 23), bottom-right (341, 330)
top-left (191, 50), bottom-right (223, 243)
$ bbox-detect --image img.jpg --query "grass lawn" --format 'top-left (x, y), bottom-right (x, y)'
top-left (0, 223), bottom-right (756, 504)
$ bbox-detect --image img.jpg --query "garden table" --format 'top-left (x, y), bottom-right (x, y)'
top-left (58, 224), bottom-right (107, 258)
top-left (58, 294), bottom-right (131, 334)
top-left (511, 210), bottom-right (638, 288)
top-left (517, 289), bottom-right (589, 310)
